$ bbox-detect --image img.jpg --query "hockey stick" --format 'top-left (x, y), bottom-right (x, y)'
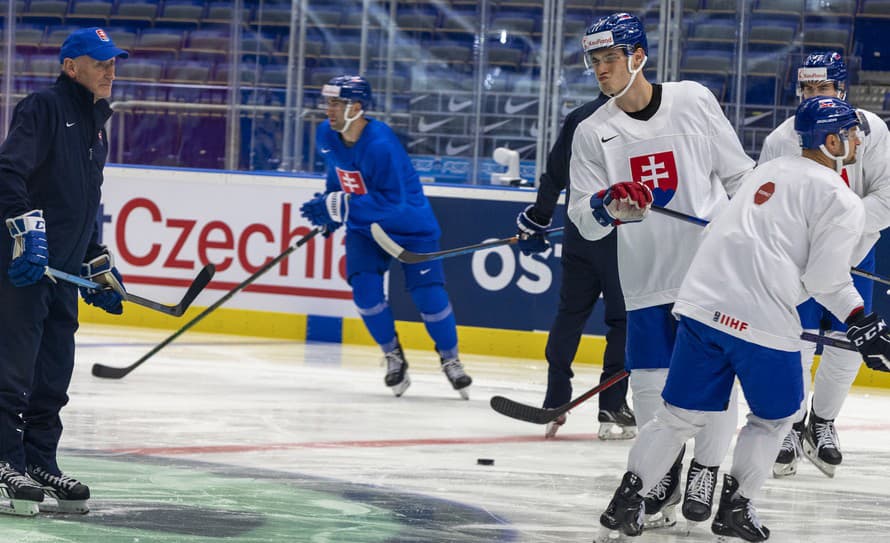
top-left (45, 264), bottom-right (216, 317)
top-left (650, 205), bottom-right (890, 287)
top-left (489, 369), bottom-right (629, 424)
top-left (800, 332), bottom-right (858, 352)
top-left (91, 227), bottom-right (323, 379)
top-left (370, 223), bottom-right (565, 264)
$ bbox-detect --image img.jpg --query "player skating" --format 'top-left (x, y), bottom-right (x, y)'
top-left (760, 51), bottom-right (890, 479)
top-left (596, 96), bottom-right (890, 542)
top-left (300, 75), bottom-right (471, 399)
top-left (514, 92), bottom-right (636, 440)
top-left (568, 12), bottom-right (754, 529)
top-left (0, 27), bottom-right (130, 516)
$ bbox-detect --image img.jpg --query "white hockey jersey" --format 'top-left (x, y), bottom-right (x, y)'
top-left (568, 81), bottom-right (754, 310)
top-left (759, 109), bottom-right (890, 260)
top-left (674, 155), bottom-right (865, 352)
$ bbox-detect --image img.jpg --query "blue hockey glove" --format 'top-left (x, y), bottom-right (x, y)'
top-left (515, 204), bottom-right (551, 255)
top-left (6, 209), bottom-right (48, 287)
top-left (846, 310), bottom-right (890, 372)
top-left (590, 181), bottom-right (653, 227)
top-left (80, 248), bottom-right (125, 315)
top-left (300, 192), bottom-right (350, 231)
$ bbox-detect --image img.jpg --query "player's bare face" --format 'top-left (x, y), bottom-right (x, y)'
top-left (588, 49), bottom-right (628, 95)
top-left (326, 98), bottom-right (348, 131)
top-left (69, 57), bottom-right (116, 101)
top-left (800, 81), bottom-right (839, 100)
top-left (842, 126), bottom-right (861, 165)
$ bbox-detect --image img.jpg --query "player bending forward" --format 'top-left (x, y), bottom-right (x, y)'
top-left (300, 75), bottom-right (471, 399)
top-left (595, 97), bottom-right (890, 542)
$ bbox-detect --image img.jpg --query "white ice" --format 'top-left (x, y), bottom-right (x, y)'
top-left (15, 324), bottom-right (890, 542)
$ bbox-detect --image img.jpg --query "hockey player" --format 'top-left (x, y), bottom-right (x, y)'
top-left (0, 27), bottom-right (129, 516)
top-left (760, 52), bottom-right (890, 479)
top-left (568, 12), bottom-right (754, 529)
top-left (515, 92), bottom-right (636, 440)
top-left (595, 96), bottom-right (887, 542)
top-left (300, 75), bottom-right (472, 399)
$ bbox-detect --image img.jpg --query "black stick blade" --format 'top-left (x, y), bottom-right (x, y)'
top-left (489, 396), bottom-right (563, 424)
top-left (91, 362), bottom-right (132, 379)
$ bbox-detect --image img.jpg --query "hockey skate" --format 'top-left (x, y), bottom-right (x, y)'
top-left (711, 474), bottom-right (769, 542)
top-left (682, 459), bottom-right (719, 526)
top-left (440, 355), bottom-right (472, 400)
top-left (0, 462), bottom-right (44, 516)
top-left (544, 413), bottom-right (566, 439)
top-left (597, 402), bottom-right (637, 440)
top-left (801, 412), bottom-right (841, 478)
top-left (772, 422), bottom-right (804, 478)
top-left (27, 465), bottom-right (90, 514)
top-left (383, 345), bottom-right (411, 397)
top-left (594, 471), bottom-right (645, 542)
top-left (643, 453), bottom-right (682, 530)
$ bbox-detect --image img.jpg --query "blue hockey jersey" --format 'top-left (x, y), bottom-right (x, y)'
top-left (316, 118), bottom-right (440, 242)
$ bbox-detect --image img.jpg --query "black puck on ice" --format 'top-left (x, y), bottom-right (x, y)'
top-left (477, 458), bottom-right (494, 466)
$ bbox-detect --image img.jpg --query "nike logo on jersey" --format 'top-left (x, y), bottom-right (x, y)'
top-left (601, 135), bottom-right (619, 143)
top-left (320, 147), bottom-right (331, 154)
top-left (504, 97), bottom-right (537, 115)
top-left (448, 97), bottom-right (473, 112)
top-left (66, 122), bottom-right (76, 127)
top-left (419, 268), bottom-right (431, 275)
top-left (483, 119), bottom-right (511, 133)
top-left (417, 117), bottom-right (451, 133)
top-left (446, 140), bottom-right (473, 155)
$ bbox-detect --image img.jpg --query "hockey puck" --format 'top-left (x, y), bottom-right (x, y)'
top-left (477, 458), bottom-right (494, 466)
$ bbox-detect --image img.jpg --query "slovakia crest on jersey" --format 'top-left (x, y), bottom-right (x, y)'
top-left (335, 167), bottom-right (367, 195)
top-left (629, 151), bottom-right (678, 206)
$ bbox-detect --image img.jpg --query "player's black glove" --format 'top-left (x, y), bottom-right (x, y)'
top-left (845, 310), bottom-right (890, 372)
top-left (515, 205), bottom-right (551, 255)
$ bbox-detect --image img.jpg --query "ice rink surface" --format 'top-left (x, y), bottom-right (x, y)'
top-left (4, 323), bottom-right (890, 542)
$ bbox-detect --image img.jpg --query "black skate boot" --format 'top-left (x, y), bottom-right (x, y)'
top-left (597, 402), bottom-right (637, 440)
top-left (643, 448), bottom-right (683, 529)
top-left (772, 420), bottom-right (804, 478)
top-left (801, 411), bottom-right (841, 478)
top-left (440, 355), bottom-right (472, 400)
top-left (27, 465), bottom-right (90, 514)
top-left (682, 459), bottom-right (719, 523)
top-left (383, 344), bottom-right (410, 397)
top-left (711, 474), bottom-right (769, 542)
top-left (594, 471), bottom-right (645, 542)
top-left (0, 462), bottom-right (44, 516)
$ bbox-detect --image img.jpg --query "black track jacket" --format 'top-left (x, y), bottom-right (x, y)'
top-left (0, 73), bottom-right (112, 274)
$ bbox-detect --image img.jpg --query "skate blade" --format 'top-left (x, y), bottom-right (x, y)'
top-left (801, 442), bottom-right (837, 478)
top-left (544, 422), bottom-right (560, 439)
top-left (456, 386), bottom-right (469, 401)
top-left (682, 519), bottom-right (703, 536)
top-left (644, 503), bottom-right (678, 530)
top-left (598, 423), bottom-right (637, 441)
top-left (40, 499), bottom-right (89, 514)
top-left (390, 374), bottom-right (411, 397)
top-left (0, 499), bottom-right (40, 516)
top-left (772, 460), bottom-right (798, 478)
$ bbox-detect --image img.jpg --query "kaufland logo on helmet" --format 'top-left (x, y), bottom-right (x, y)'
top-left (95, 28), bottom-right (109, 41)
top-left (798, 67), bottom-right (829, 82)
top-left (582, 31), bottom-right (614, 51)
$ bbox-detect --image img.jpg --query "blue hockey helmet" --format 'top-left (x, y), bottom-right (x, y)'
top-left (794, 96), bottom-right (860, 149)
top-left (322, 75), bottom-right (373, 108)
top-left (797, 51), bottom-right (847, 98)
top-left (582, 12), bottom-right (648, 57)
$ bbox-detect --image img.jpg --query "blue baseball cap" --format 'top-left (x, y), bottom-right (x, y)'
top-left (59, 27), bottom-right (129, 63)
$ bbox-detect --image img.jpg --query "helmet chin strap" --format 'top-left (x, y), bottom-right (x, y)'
top-left (608, 53), bottom-right (647, 100)
top-left (819, 136), bottom-right (849, 173)
top-left (335, 101), bottom-right (365, 133)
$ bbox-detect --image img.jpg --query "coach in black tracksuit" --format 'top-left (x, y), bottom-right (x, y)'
top-left (515, 94), bottom-right (631, 426)
top-left (0, 28), bottom-right (127, 499)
